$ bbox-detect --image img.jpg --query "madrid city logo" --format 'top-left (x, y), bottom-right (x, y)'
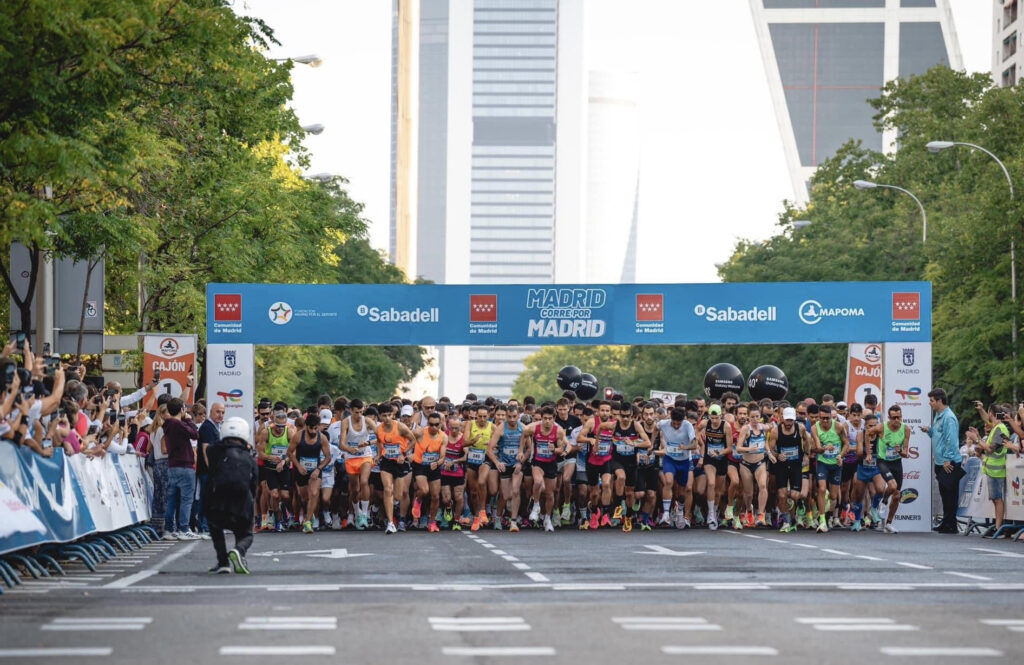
top-left (268, 301), bottom-right (293, 325)
top-left (798, 299), bottom-right (865, 326)
top-left (224, 350), bottom-right (236, 369)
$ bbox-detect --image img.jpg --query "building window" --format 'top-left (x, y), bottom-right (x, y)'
top-left (1003, 65), bottom-right (1017, 88)
top-left (1004, 32), bottom-right (1018, 61)
top-left (1006, 1), bottom-right (1019, 27)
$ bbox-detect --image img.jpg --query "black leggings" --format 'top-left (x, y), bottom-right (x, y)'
top-left (209, 515), bottom-right (254, 567)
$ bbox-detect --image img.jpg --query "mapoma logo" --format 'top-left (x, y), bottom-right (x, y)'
top-left (798, 299), bottom-right (865, 325)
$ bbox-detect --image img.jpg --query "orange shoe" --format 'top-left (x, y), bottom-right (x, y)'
top-left (478, 510), bottom-right (489, 526)
top-left (471, 516), bottom-right (481, 532)
top-left (412, 498), bottom-right (422, 520)
top-left (428, 521), bottom-right (439, 533)
top-left (755, 512), bottom-right (767, 527)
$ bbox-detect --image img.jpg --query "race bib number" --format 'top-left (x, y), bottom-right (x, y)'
top-left (597, 439), bottom-right (612, 456)
top-left (384, 444), bottom-right (401, 460)
top-left (299, 457), bottom-right (318, 471)
top-left (422, 451), bottom-right (440, 464)
top-left (467, 448), bottom-right (486, 464)
top-left (271, 445), bottom-right (289, 458)
top-left (615, 441), bottom-right (635, 455)
top-left (536, 442), bottom-right (552, 458)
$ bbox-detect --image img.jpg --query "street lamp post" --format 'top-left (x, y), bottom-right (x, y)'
top-left (927, 140), bottom-right (1017, 400)
top-left (274, 53), bottom-right (324, 67)
top-left (852, 180), bottom-right (928, 243)
top-left (301, 123), bottom-right (325, 135)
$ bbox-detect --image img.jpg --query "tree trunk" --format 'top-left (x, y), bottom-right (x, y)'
top-left (76, 255), bottom-right (101, 357)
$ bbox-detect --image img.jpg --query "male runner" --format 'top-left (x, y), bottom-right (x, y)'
top-left (658, 406), bottom-right (699, 528)
top-left (609, 403), bottom-right (652, 532)
top-left (411, 411), bottom-right (447, 532)
top-left (636, 403), bottom-right (662, 531)
top-left (578, 401), bottom-right (616, 529)
top-left (523, 405), bottom-right (568, 532)
top-left (768, 407), bottom-right (809, 532)
top-left (337, 399), bottom-right (377, 530)
top-left (255, 409), bottom-right (293, 531)
top-left (486, 404), bottom-right (524, 531)
top-left (700, 404), bottom-right (733, 530)
top-left (376, 404), bottom-right (415, 534)
top-left (554, 398), bottom-right (582, 524)
top-left (875, 405), bottom-right (910, 533)
top-left (809, 404), bottom-right (851, 533)
top-left (840, 403), bottom-right (864, 525)
top-left (287, 413), bottom-right (331, 533)
top-left (465, 404), bottom-right (494, 531)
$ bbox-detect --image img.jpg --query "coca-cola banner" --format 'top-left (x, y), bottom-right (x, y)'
top-left (882, 342), bottom-right (932, 531)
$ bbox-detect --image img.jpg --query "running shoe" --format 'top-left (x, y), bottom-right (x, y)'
top-left (544, 516), bottom-right (555, 532)
top-left (695, 506), bottom-right (705, 526)
top-left (632, 500), bottom-right (642, 513)
top-left (509, 520), bottom-right (520, 533)
top-left (640, 519), bottom-right (652, 532)
top-left (743, 511), bottom-right (755, 528)
top-left (428, 521), bottom-right (439, 533)
top-left (385, 521), bottom-right (397, 534)
top-left (779, 522), bottom-right (796, 534)
top-left (471, 516), bottom-right (481, 532)
top-left (357, 513), bottom-right (368, 531)
top-left (589, 512), bottom-right (600, 530)
top-left (755, 513), bottom-right (767, 527)
top-left (561, 503), bottom-right (572, 522)
top-left (870, 507), bottom-right (881, 524)
top-left (579, 516), bottom-right (590, 530)
top-left (302, 521), bottom-right (313, 534)
top-left (708, 518), bottom-right (719, 531)
top-left (274, 521), bottom-right (284, 533)
top-left (724, 505), bottom-right (734, 521)
top-left (412, 498), bottom-right (422, 520)
top-left (529, 503), bottom-right (541, 522)
top-left (851, 520), bottom-right (862, 532)
top-left (478, 510), bottom-right (489, 526)
top-left (816, 516), bottom-right (828, 534)
top-left (260, 515), bottom-right (271, 531)
top-left (600, 513), bottom-right (611, 528)
top-left (452, 522), bottom-right (462, 531)
top-left (613, 504), bottom-right (624, 520)
top-left (622, 516), bottom-right (633, 533)
top-left (732, 516), bottom-right (743, 530)
top-left (883, 522), bottom-right (898, 534)
top-left (398, 520), bottom-right (407, 532)
top-left (443, 507), bottom-right (454, 523)
top-left (208, 565), bottom-right (231, 574)
top-left (228, 548), bottom-right (250, 575)
top-left (658, 512), bottom-right (672, 527)
top-left (493, 518), bottom-right (502, 531)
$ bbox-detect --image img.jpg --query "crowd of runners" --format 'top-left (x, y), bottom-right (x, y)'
top-left (251, 390), bottom-right (913, 535)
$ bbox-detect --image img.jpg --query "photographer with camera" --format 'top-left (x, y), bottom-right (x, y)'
top-left (972, 404), bottom-right (1022, 536)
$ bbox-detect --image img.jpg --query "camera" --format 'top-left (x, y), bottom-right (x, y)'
top-left (117, 413), bottom-right (126, 426)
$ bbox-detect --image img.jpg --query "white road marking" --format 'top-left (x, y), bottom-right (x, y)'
top-left (0, 648), bottom-right (113, 657)
top-left (623, 624), bottom-right (721, 631)
top-left (239, 617), bottom-right (336, 631)
top-left (411, 585), bottom-right (484, 591)
top-left (740, 533), bottom-right (763, 539)
top-left (764, 538), bottom-right (787, 543)
top-left (491, 549), bottom-right (507, 555)
top-left (856, 555), bottom-right (884, 561)
top-left (796, 618), bottom-right (894, 624)
top-left (219, 646), bottom-right (335, 656)
top-left (839, 584), bottom-right (913, 591)
top-left (613, 617), bottom-right (709, 624)
top-left (969, 547), bottom-right (1024, 558)
top-left (791, 543), bottom-right (818, 548)
top-left (821, 549), bottom-right (850, 556)
top-left (980, 619), bottom-right (1024, 626)
top-left (896, 561), bottom-right (932, 570)
top-left (501, 555), bottom-right (519, 561)
top-left (525, 572), bottom-right (549, 582)
top-left (42, 617), bottom-right (152, 632)
top-left (49, 618), bottom-right (152, 624)
top-left (879, 647), bottom-right (1002, 657)
top-left (482, 544), bottom-right (496, 549)
top-left (513, 563), bottom-right (531, 570)
top-left (430, 617), bottom-right (525, 624)
top-left (442, 647), bottom-right (555, 656)
top-left (943, 571), bottom-right (992, 581)
top-left (552, 584), bottom-right (624, 591)
top-left (816, 624), bottom-right (918, 631)
top-left (662, 646), bottom-right (777, 656)
top-left (431, 624), bottom-right (530, 632)
top-left (635, 545), bottom-right (705, 557)
top-left (695, 584), bottom-right (769, 590)
top-left (104, 542), bottom-right (199, 588)
top-left (1009, 626), bottom-right (1024, 632)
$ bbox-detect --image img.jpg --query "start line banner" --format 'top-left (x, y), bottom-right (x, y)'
top-left (207, 281), bottom-right (931, 346)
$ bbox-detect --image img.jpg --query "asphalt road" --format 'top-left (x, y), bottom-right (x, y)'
top-left (2, 528), bottom-right (1023, 664)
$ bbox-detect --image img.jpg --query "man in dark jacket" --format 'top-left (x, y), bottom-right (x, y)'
top-left (206, 416), bottom-right (259, 574)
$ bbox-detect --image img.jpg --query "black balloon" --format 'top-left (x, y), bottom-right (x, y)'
top-left (557, 365), bottom-right (583, 391)
top-left (576, 373), bottom-right (599, 400)
top-left (747, 365), bottom-right (789, 401)
top-left (703, 363), bottom-right (744, 400)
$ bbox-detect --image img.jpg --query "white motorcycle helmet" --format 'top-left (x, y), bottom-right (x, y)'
top-left (220, 416), bottom-right (252, 447)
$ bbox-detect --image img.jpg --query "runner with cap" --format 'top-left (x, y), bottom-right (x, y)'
top-left (658, 406), bottom-right (699, 528)
top-left (767, 406), bottom-right (809, 532)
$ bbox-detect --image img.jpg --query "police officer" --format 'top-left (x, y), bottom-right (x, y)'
top-left (206, 417), bottom-right (259, 574)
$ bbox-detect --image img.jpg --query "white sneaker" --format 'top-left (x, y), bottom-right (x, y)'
top-left (161, 532), bottom-right (178, 541)
top-left (560, 503), bottom-right (571, 522)
top-left (179, 531), bottom-right (201, 541)
top-left (385, 522), bottom-right (397, 534)
top-left (658, 512), bottom-right (672, 526)
top-left (529, 503), bottom-right (541, 522)
top-left (544, 516), bottom-right (554, 532)
top-left (708, 518), bottom-right (718, 531)
top-left (883, 523), bottom-right (897, 534)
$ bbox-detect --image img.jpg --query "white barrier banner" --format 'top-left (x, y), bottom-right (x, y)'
top-left (206, 343), bottom-right (255, 435)
top-left (967, 454), bottom-right (1024, 521)
top-left (883, 342), bottom-right (932, 531)
top-left (69, 454), bottom-right (141, 532)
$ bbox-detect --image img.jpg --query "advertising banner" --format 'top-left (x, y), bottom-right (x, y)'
top-left (650, 390), bottom-right (686, 405)
top-left (207, 281), bottom-right (932, 346)
top-left (882, 342), bottom-right (932, 531)
top-left (206, 343), bottom-right (255, 433)
top-left (966, 454), bottom-right (1024, 521)
top-left (69, 454), bottom-right (136, 532)
top-left (844, 343), bottom-right (883, 405)
top-left (143, 334), bottom-right (197, 403)
top-left (0, 445), bottom-right (97, 555)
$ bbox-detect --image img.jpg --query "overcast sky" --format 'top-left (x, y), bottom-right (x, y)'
top-left (238, 0), bottom-right (993, 283)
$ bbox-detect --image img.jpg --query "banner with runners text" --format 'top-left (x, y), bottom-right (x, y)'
top-left (206, 281), bottom-right (931, 346)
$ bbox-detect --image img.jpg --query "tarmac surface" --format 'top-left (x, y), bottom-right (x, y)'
top-left (1, 526), bottom-right (1022, 664)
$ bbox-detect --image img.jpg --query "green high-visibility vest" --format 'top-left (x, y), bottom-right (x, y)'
top-left (982, 423), bottom-right (1010, 479)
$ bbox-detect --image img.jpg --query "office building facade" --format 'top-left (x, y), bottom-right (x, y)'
top-left (994, 0), bottom-right (1023, 86)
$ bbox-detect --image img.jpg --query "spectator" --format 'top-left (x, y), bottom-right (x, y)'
top-left (193, 402), bottom-right (224, 535)
top-left (163, 397), bottom-right (200, 540)
top-left (152, 399), bottom-right (170, 537)
top-left (922, 388), bottom-right (961, 534)
top-left (974, 405), bottom-right (1021, 537)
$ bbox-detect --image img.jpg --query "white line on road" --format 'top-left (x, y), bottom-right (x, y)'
top-left (623, 624), bottom-right (721, 631)
top-left (879, 647), bottom-right (1002, 657)
top-left (856, 555), bottom-right (884, 561)
top-left (943, 571), bottom-right (992, 581)
top-left (662, 646), bottom-right (777, 656)
top-left (552, 584), bottom-right (624, 591)
top-left (791, 543), bottom-right (818, 548)
top-left (969, 547), bottom-right (1024, 558)
top-left (613, 618), bottom-right (709, 623)
top-left (104, 542), bottom-right (199, 588)
top-left (764, 538), bottom-right (787, 543)
top-left (482, 544), bottom-right (496, 549)
top-left (50, 619), bottom-right (152, 624)
top-left (219, 646), bottom-right (336, 656)
top-left (980, 619), bottom-right (1024, 626)
top-left (896, 561), bottom-right (932, 570)
top-left (816, 624), bottom-right (918, 632)
top-left (491, 550), bottom-right (507, 555)
top-left (442, 647), bottom-right (555, 657)
top-left (821, 549), bottom-right (850, 556)
top-left (501, 555), bottom-right (519, 561)
top-left (513, 563), bottom-right (531, 570)
top-left (839, 584), bottom-right (913, 591)
top-left (0, 648), bottom-right (113, 658)
top-left (796, 618), bottom-right (894, 624)
top-left (695, 584), bottom-right (769, 590)
top-left (739, 533), bottom-right (763, 539)
top-left (525, 572), bottom-right (549, 582)
top-left (42, 624), bottom-right (146, 631)
top-left (430, 617), bottom-right (525, 623)
top-left (239, 617), bottom-right (336, 631)
top-left (431, 625), bottom-right (530, 632)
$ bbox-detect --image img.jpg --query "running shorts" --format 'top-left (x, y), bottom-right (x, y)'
top-left (441, 474), bottom-right (465, 488)
top-left (380, 459), bottom-right (411, 478)
top-left (856, 464), bottom-right (880, 483)
top-left (635, 464), bottom-right (660, 493)
top-left (586, 460), bottom-right (612, 486)
top-left (533, 460), bottom-right (559, 479)
top-left (662, 456), bottom-right (691, 487)
top-left (877, 459), bottom-right (903, 490)
top-left (413, 462), bottom-right (441, 482)
top-left (610, 456), bottom-right (638, 486)
top-left (346, 457), bottom-right (372, 476)
top-left (703, 454), bottom-right (729, 476)
top-left (774, 459), bottom-right (802, 492)
top-left (841, 461), bottom-right (858, 484)
top-left (815, 462), bottom-right (842, 486)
